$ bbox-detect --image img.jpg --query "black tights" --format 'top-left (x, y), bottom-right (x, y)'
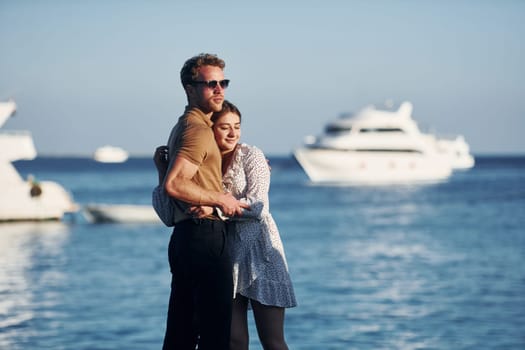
top-left (230, 294), bottom-right (288, 350)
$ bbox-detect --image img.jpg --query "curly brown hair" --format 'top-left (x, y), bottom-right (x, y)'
top-left (180, 53), bottom-right (226, 88)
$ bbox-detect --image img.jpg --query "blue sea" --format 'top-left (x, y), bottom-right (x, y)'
top-left (1, 156), bottom-right (524, 350)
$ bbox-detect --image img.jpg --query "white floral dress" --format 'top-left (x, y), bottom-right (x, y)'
top-left (224, 143), bottom-right (297, 308)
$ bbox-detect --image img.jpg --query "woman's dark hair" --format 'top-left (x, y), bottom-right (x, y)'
top-left (211, 100), bottom-right (242, 123)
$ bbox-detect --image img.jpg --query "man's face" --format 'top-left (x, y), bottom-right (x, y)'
top-left (188, 65), bottom-right (227, 114)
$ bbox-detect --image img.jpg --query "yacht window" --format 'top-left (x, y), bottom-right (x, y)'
top-left (359, 128), bottom-right (404, 133)
top-left (356, 149), bottom-right (420, 153)
top-left (325, 126), bottom-right (351, 134)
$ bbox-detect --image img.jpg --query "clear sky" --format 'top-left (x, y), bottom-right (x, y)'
top-left (1, 0), bottom-right (524, 156)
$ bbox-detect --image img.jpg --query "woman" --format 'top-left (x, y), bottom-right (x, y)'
top-left (154, 100), bottom-right (296, 350)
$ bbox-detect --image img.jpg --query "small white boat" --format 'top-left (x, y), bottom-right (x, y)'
top-left (0, 99), bottom-right (78, 222)
top-left (294, 101), bottom-right (473, 184)
top-left (83, 204), bottom-right (160, 223)
top-left (93, 145), bottom-right (129, 163)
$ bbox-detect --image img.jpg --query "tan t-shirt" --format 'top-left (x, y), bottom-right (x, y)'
top-left (165, 106), bottom-right (222, 222)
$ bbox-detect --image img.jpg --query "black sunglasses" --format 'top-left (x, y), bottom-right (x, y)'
top-left (191, 79), bottom-right (230, 89)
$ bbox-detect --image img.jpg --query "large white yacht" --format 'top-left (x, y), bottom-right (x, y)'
top-left (0, 99), bottom-right (77, 221)
top-left (293, 101), bottom-right (474, 184)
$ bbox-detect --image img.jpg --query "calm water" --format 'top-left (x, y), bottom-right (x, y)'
top-left (1, 156), bottom-right (524, 349)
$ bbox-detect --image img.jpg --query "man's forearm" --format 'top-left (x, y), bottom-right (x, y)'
top-left (165, 178), bottom-right (222, 207)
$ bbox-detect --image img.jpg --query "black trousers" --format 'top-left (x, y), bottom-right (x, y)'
top-left (162, 219), bottom-right (232, 350)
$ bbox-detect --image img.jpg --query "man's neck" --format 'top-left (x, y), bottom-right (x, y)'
top-left (187, 103), bottom-right (212, 118)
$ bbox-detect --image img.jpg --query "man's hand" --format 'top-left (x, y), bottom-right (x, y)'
top-left (187, 205), bottom-right (214, 218)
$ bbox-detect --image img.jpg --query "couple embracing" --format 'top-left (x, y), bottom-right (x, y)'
top-left (152, 53), bottom-right (296, 350)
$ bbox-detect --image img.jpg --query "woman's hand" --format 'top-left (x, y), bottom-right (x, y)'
top-left (153, 145), bottom-right (169, 184)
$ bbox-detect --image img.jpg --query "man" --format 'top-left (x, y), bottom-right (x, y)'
top-left (161, 53), bottom-right (249, 350)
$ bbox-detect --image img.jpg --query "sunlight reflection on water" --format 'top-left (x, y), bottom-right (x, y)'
top-left (0, 222), bottom-right (69, 349)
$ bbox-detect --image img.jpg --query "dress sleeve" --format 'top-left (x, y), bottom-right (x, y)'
top-left (152, 184), bottom-right (175, 227)
top-left (237, 145), bottom-right (271, 220)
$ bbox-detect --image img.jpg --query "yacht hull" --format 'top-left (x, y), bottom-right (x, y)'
top-left (294, 148), bottom-right (452, 184)
top-left (0, 179), bottom-right (77, 222)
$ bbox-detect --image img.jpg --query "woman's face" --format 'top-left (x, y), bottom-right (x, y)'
top-left (212, 112), bottom-right (241, 152)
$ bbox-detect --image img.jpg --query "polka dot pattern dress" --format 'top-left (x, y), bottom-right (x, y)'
top-left (224, 143), bottom-right (297, 308)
